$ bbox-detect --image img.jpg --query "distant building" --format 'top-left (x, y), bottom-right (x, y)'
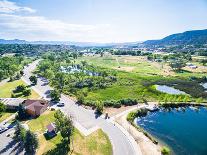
top-left (22, 99), bottom-right (49, 117)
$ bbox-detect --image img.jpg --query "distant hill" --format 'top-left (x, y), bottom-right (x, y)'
top-left (0, 39), bottom-right (140, 47)
top-left (0, 39), bottom-right (27, 44)
top-left (144, 29), bottom-right (207, 46)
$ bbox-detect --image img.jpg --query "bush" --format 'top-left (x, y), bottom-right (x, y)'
top-left (161, 146), bottom-right (170, 155)
top-left (95, 101), bottom-right (104, 114)
top-left (119, 98), bottom-right (137, 106)
top-left (23, 89), bottom-right (31, 97)
top-left (14, 84), bottom-right (26, 93)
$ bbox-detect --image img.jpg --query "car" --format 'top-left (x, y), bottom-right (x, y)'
top-left (57, 102), bottom-right (65, 107)
top-left (0, 127), bottom-right (8, 134)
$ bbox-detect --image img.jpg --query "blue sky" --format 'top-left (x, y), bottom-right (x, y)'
top-left (0, 0), bottom-right (207, 42)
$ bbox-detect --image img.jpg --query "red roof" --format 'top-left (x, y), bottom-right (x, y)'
top-left (23, 99), bottom-right (48, 116)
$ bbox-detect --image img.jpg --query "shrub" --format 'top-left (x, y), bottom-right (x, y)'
top-left (95, 101), bottom-right (104, 114)
top-left (161, 146), bottom-right (170, 155)
top-left (119, 98), bottom-right (137, 106)
top-left (14, 84), bottom-right (26, 93)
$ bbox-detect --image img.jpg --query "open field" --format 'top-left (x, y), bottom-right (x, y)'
top-left (27, 111), bottom-right (112, 155)
top-left (0, 79), bottom-right (40, 99)
top-left (77, 55), bottom-right (207, 102)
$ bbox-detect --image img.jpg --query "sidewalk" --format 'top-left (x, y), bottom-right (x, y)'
top-left (115, 106), bottom-right (161, 155)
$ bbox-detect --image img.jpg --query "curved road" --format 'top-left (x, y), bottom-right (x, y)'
top-left (22, 60), bottom-right (140, 155)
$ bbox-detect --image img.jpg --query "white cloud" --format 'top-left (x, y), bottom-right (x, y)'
top-left (0, 0), bottom-right (36, 13)
top-left (0, 13), bottom-right (112, 42)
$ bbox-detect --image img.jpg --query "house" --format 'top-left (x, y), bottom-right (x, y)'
top-left (46, 123), bottom-right (57, 138)
top-left (0, 98), bottom-right (24, 110)
top-left (22, 99), bottom-right (49, 117)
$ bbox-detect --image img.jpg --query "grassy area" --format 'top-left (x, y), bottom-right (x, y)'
top-left (0, 79), bottom-right (40, 99)
top-left (37, 129), bottom-right (112, 155)
top-left (78, 55), bottom-right (207, 102)
top-left (27, 111), bottom-right (56, 133)
top-left (27, 111), bottom-right (112, 155)
top-left (0, 112), bottom-right (14, 122)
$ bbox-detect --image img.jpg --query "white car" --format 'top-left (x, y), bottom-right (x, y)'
top-left (57, 102), bottom-right (65, 107)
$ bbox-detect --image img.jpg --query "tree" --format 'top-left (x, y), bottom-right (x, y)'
top-left (20, 70), bottom-right (24, 76)
top-left (23, 89), bottom-right (31, 97)
top-left (161, 146), bottom-right (170, 155)
top-left (169, 61), bottom-right (186, 71)
top-left (29, 76), bottom-right (37, 85)
top-left (24, 130), bottom-right (38, 154)
top-left (17, 104), bottom-right (28, 120)
top-left (50, 90), bottom-right (61, 102)
top-left (54, 110), bottom-right (73, 145)
top-left (15, 84), bottom-right (26, 92)
top-left (13, 121), bottom-right (25, 144)
top-left (0, 102), bottom-right (6, 113)
top-left (95, 101), bottom-right (104, 114)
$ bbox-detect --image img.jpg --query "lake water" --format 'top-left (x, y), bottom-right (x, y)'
top-left (155, 85), bottom-right (186, 95)
top-left (202, 83), bottom-right (207, 89)
top-left (135, 107), bottom-right (207, 155)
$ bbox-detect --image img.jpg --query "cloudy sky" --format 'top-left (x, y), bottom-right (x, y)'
top-left (0, 0), bottom-right (207, 42)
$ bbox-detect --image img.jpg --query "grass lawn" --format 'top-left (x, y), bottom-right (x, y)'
top-left (0, 79), bottom-right (40, 99)
top-left (27, 111), bottom-right (112, 155)
top-left (37, 129), bottom-right (112, 155)
top-left (0, 112), bottom-right (14, 122)
top-left (27, 111), bottom-right (56, 134)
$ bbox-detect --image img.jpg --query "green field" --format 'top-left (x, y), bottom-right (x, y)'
top-left (77, 55), bottom-right (207, 102)
top-left (0, 79), bottom-right (40, 99)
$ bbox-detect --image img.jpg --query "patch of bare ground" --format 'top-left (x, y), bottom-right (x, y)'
top-left (182, 66), bottom-right (207, 73)
top-left (105, 105), bottom-right (138, 117)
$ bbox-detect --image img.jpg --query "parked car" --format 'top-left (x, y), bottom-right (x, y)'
top-left (57, 102), bottom-right (65, 107)
top-left (0, 127), bottom-right (8, 134)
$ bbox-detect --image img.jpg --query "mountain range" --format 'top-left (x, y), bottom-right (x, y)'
top-left (0, 29), bottom-right (207, 47)
top-left (144, 29), bottom-right (207, 46)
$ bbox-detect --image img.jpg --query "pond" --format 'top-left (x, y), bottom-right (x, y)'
top-left (155, 85), bottom-right (186, 95)
top-left (135, 107), bottom-right (207, 155)
top-left (202, 83), bottom-right (207, 89)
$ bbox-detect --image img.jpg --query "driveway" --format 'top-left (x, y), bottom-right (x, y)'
top-left (21, 60), bottom-right (140, 155)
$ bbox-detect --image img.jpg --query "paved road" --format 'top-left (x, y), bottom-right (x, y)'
top-left (21, 60), bottom-right (139, 155)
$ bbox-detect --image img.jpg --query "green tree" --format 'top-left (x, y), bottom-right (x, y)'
top-left (169, 61), bottom-right (186, 71)
top-left (29, 76), bottom-right (37, 85)
top-left (17, 104), bottom-right (28, 120)
top-left (22, 89), bottom-right (31, 97)
top-left (15, 84), bottom-right (26, 92)
top-left (161, 146), bottom-right (170, 155)
top-left (95, 101), bottom-right (104, 114)
top-left (0, 102), bottom-right (6, 113)
top-left (54, 110), bottom-right (73, 146)
top-left (50, 90), bottom-right (61, 102)
top-left (24, 130), bottom-right (38, 154)
top-left (13, 121), bottom-right (25, 144)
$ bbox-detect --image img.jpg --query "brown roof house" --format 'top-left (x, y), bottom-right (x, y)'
top-left (22, 99), bottom-right (49, 117)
